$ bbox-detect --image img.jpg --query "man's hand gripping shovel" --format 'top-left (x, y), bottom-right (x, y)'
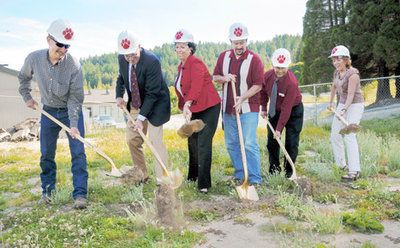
top-left (230, 81), bottom-right (259, 201)
top-left (34, 104), bottom-right (123, 177)
top-left (122, 106), bottom-right (183, 189)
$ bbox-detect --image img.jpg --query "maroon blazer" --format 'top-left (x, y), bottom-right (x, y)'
top-left (175, 55), bottom-right (220, 113)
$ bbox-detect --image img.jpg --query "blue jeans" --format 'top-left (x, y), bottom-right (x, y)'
top-left (223, 112), bottom-right (262, 183)
top-left (40, 105), bottom-right (88, 199)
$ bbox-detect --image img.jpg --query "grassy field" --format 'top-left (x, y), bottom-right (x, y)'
top-left (1, 115), bottom-right (400, 247)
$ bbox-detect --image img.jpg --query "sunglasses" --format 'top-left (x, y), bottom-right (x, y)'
top-left (50, 36), bottom-right (70, 49)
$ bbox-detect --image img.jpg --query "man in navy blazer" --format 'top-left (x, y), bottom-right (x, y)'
top-left (116, 30), bottom-right (170, 183)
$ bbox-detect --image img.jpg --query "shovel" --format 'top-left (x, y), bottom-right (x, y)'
top-left (331, 108), bottom-right (362, 135)
top-left (122, 106), bottom-right (183, 189)
top-left (230, 81), bottom-right (259, 201)
top-left (36, 106), bottom-right (123, 177)
top-left (265, 118), bottom-right (297, 181)
top-left (177, 115), bottom-right (205, 138)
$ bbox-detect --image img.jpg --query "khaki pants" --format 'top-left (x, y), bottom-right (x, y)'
top-left (126, 108), bottom-right (168, 180)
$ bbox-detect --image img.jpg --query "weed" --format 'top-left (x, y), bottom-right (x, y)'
top-left (311, 210), bottom-right (342, 234)
top-left (49, 184), bottom-right (73, 205)
top-left (305, 162), bottom-right (340, 183)
top-left (0, 195), bottom-right (7, 210)
top-left (233, 217), bottom-right (254, 225)
top-left (188, 208), bottom-right (220, 222)
top-left (121, 184), bottom-right (145, 204)
top-left (261, 171), bottom-right (293, 194)
top-left (274, 191), bottom-right (314, 221)
top-left (360, 241), bottom-right (377, 248)
top-left (350, 178), bottom-right (384, 191)
top-left (313, 193), bottom-right (338, 204)
top-left (387, 136), bottom-right (400, 171)
top-left (361, 115), bottom-right (400, 137)
top-left (342, 209), bottom-right (384, 233)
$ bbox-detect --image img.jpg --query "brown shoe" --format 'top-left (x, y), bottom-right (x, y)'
top-left (73, 197), bottom-right (87, 209)
top-left (38, 194), bottom-right (50, 205)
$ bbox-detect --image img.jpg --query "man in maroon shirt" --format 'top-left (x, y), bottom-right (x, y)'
top-left (213, 23), bottom-right (264, 185)
top-left (260, 48), bottom-right (303, 178)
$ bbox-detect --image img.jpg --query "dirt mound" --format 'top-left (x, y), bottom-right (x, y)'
top-left (156, 184), bottom-right (177, 228)
top-left (120, 165), bottom-right (145, 185)
top-left (295, 176), bottom-right (315, 196)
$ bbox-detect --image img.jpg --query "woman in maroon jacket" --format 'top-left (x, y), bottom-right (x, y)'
top-left (260, 48), bottom-right (303, 178)
top-left (173, 29), bottom-right (221, 193)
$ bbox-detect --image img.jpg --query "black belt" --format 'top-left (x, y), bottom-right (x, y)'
top-left (43, 105), bottom-right (67, 110)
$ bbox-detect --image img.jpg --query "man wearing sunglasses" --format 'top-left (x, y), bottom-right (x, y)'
top-left (18, 19), bottom-right (88, 210)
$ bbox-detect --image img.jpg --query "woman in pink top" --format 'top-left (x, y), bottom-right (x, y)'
top-left (327, 45), bottom-right (364, 181)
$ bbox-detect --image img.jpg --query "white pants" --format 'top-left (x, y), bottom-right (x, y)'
top-left (331, 103), bottom-right (364, 172)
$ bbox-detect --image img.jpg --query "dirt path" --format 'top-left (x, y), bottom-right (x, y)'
top-left (193, 210), bottom-right (400, 248)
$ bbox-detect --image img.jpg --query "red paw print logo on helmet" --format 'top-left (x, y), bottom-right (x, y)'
top-left (62, 28), bottom-right (74, 40)
top-left (175, 31), bottom-right (183, 40)
top-left (277, 55), bottom-right (286, 64)
top-left (331, 47), bottom-right (338, 55)
top-left (121, 39), bottom-right (130, 49)
top-left (234, 27), bottom-right (243, 37)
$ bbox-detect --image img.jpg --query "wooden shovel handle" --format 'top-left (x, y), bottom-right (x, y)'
top-left (122, 106), bottom-right (170, 177)
top-left (230, 81), bottom-right (249, 185)
top-left (37, 106), bottom-right (118, 171)
top-left (331, 108), bottom-right (349, 126)
top-left (265, 118), bottom-right (297, 179)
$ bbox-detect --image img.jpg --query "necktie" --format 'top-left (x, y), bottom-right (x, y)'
top-left (130, 66), bottom-right (141, 109)
top-left (269, 77), bottom-right (278, 118)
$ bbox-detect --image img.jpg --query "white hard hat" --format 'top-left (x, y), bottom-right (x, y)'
top-left (47, 19), bottom-right (74, 45)
top-left (174, 29), bottom-right (194, 43)
top-left (329, 45), bottom-right (350, 58)
top-left (118, 30), bottom-right (140, 55)
top-left (229, 23), bottom-right (248, 41)
top-left (272, 48), bottom-right (292, 68)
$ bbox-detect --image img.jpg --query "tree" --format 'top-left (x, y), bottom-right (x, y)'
top-left (300, 0), bottom-right (347, 85)
top-left (347, 0), bottom-right (400, 101)
top-left (373, 0), bottom-right (400, 98)
top-left (82, 63), bottom-right (100, 89)
top-left (101, 73), bottom-right (114, 94)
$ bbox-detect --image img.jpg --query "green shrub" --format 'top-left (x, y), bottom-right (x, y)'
top-left (342, 209), bottom-right (384, 233)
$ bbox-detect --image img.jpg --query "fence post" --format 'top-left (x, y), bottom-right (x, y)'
top-left (313, 84), bottom-right (317, 125)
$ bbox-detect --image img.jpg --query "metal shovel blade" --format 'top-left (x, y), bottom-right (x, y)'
top-left (157, 168), bottom-right (183, 189)
top-left (339, 124), bottom-right (362, 135)
top-left (177, 119), bottom-right (206, 138)
top-left (105, 166), bottom-right (123, 178)
top-left (235, 184), bottom-right (259, 201)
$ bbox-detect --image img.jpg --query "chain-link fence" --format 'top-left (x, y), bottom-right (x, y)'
top-left (299, 75), bottom-right (400, 125)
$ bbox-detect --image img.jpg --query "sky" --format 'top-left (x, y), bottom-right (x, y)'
top-left (0, 0), bottom-right (307, 70)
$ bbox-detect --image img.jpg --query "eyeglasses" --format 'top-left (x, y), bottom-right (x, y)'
top-left (50, 36), bottom-right (70, 49)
